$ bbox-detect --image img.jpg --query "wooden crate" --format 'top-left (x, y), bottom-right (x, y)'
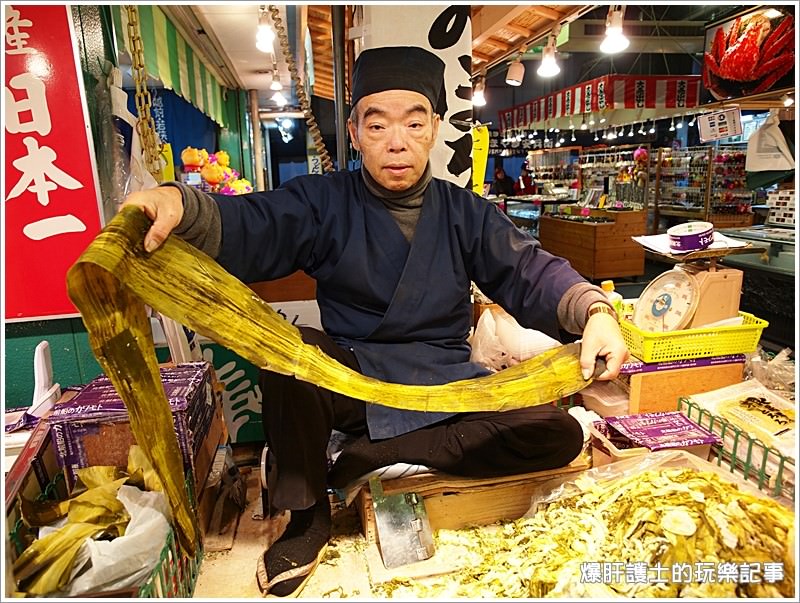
top-left (538, 210), bottom-right (647, 280)
top-left (355, 457), bottom-right (590, 544)
top-left (708, 213), bottom-right (754, 229)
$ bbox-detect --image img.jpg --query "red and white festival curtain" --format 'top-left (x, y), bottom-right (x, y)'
top-left (5, 4), bottom-right (104, 321)
top-left (498, 74), bottom-right (702, 133)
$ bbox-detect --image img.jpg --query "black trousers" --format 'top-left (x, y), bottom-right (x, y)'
top-left (260, 327), bottom-right (584, 510)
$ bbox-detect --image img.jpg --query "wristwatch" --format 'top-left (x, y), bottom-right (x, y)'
top-left (587, 304), bottom-right (617, 321)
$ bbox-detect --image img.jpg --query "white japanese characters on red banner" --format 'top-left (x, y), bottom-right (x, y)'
top-left (5, 4), bottom-right (103, 320)
top-left (697, 108), bottom-right (743, 143)
top-left (498, 74), bottom-right (702, 132)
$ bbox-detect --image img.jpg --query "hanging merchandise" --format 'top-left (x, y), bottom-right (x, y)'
top-left (744, 109), bottom-right (795, 190)
top-left (179, 147), bottom-right (253, 195)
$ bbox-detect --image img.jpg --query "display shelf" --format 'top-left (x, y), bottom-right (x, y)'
top-left (652, 145), bottom-right (755, 233)
top-left (577, 144), bottom-right (650, 211)
top-left (524, 146), bottom-right (581, 192)
top-left (710, 145), bottom-right (755, 210)
top-left (538, 208), bottom-right (647, 280)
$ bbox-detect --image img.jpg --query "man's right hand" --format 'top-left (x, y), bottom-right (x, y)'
top-left (120, 186), bottom-right (184, 252)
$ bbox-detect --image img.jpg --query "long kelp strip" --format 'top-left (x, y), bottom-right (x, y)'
top-left (67, 206), bottom-right (596, 553)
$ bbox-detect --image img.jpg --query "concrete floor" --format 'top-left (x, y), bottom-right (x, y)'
top-left (192, 469), bottom-right (484, 599)
top-left (193, 470), bottom-right (376, 599)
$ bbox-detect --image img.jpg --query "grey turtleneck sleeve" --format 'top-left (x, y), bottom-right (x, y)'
top-left (160, 181), bottom-right (222, 258)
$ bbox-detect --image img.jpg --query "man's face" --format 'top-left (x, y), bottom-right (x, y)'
top-left (348, 90), bottom-right (440, 191)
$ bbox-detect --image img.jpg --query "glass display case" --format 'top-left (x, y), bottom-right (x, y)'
top-left (717, 225), bottom-right (795, 349)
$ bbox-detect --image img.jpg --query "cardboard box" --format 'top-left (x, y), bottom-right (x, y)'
top-left (589, 411), bottom-right (720, 466)
top-left (47, 362), bottom-right (222, 493)
top-left (618, 355), bottom-right (745, 414)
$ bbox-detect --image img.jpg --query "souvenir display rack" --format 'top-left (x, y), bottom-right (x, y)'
top-left (652, 145), bottom-right (754, 233)
top-left (577, 144), bottom-right (651, 211)
top-left (525, 146), bottom-right (581, 190)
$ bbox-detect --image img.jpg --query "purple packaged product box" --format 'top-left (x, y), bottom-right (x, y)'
top-left (604, 411), bottom-right (721, 451)
top-left (47, 362), bottom-right (216, 492)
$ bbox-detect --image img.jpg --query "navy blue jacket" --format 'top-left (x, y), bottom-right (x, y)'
top-left (214, 169), bottom-right (584, 439)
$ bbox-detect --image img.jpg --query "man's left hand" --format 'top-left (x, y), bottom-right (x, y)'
top-left (580, 304), bottom-right (630, 380)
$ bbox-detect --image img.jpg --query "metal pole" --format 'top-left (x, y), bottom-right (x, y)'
top-left (332, 5), bottom-right (348, 171)
top-left (248, 89), bottom-right (266, 191)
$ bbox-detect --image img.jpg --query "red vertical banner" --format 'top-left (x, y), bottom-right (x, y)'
top-left (4, 4), bottom-right (103, 320)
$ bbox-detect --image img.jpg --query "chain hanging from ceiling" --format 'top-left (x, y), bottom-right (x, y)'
top-left (124, 5), bottom-right (163, 183)
top-left (268, 4), bottom-right (335, 173)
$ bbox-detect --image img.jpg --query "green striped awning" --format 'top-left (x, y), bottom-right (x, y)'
top-left (112, 5), bottom-right (226, 127)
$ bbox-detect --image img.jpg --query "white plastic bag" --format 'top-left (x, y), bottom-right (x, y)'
top-left (58, 485), bottom-right (171, 597)
top-left (469, 309), bottom-right (512, 371)
top-left (745, 110), bottom-right (794, 172)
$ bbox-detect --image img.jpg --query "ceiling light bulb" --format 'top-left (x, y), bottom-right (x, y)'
top-left (571, 133), bottom-right (576, 142)
top-left (648, 123), bottom-right (655, 134)
top-left (688, 116), bottom-right (697, 126)
top-left (506, 58), bottom-right (525, 86)
top-left (600, 8), bottom-right (630, 54)
top-left (594, 132), bottom-right (599, 141)
top-left (588, 116), bottom-right (596, 126)
top-left (782, 94), bottom-right (794, 107)
top-left (280, 118), bottom-right (293, 129)
top-left (472, 77), bottom-right (487, 107)
top-left (256, 12), bottom-right (276, 54)
top-left (627, 126), bottom-right (634, 137)
top-left (676, 118), bottom-right (684, 129)
top-left (580, 116), bottom-right (588, 130)
top-left (599, 117), bottom-right (606, 124)
top-left (271, 91), bottom-right (287, 106)
top-left (270, 75), bottom-right (283, 91)
top-left (669, 118), bottom-right (675, 132)
top-left (536, 40), bottom-right (560, 78)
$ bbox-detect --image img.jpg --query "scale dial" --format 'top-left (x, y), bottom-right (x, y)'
top-left (632, 269), bottom-right (700, 332)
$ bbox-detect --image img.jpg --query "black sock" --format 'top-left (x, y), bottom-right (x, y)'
top-left (327, 435), bottom-right (399, 488)
top-left (264, 497), bottom-right (331, 596)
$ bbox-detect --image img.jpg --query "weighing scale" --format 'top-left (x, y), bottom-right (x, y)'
top-left (632, 245), bottom-right (765, 332)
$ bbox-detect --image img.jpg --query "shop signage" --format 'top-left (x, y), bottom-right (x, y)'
top-left (697, 108), bottom-right (743, 143)
top-left (4, 4), bottom-right (103, 321)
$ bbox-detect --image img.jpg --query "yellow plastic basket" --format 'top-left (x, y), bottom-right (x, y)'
top-left (620, 312), bottom-right (768, 363)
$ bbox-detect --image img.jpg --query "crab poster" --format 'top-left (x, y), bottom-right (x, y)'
top-left (702, 6), bottom-right (795, 101)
